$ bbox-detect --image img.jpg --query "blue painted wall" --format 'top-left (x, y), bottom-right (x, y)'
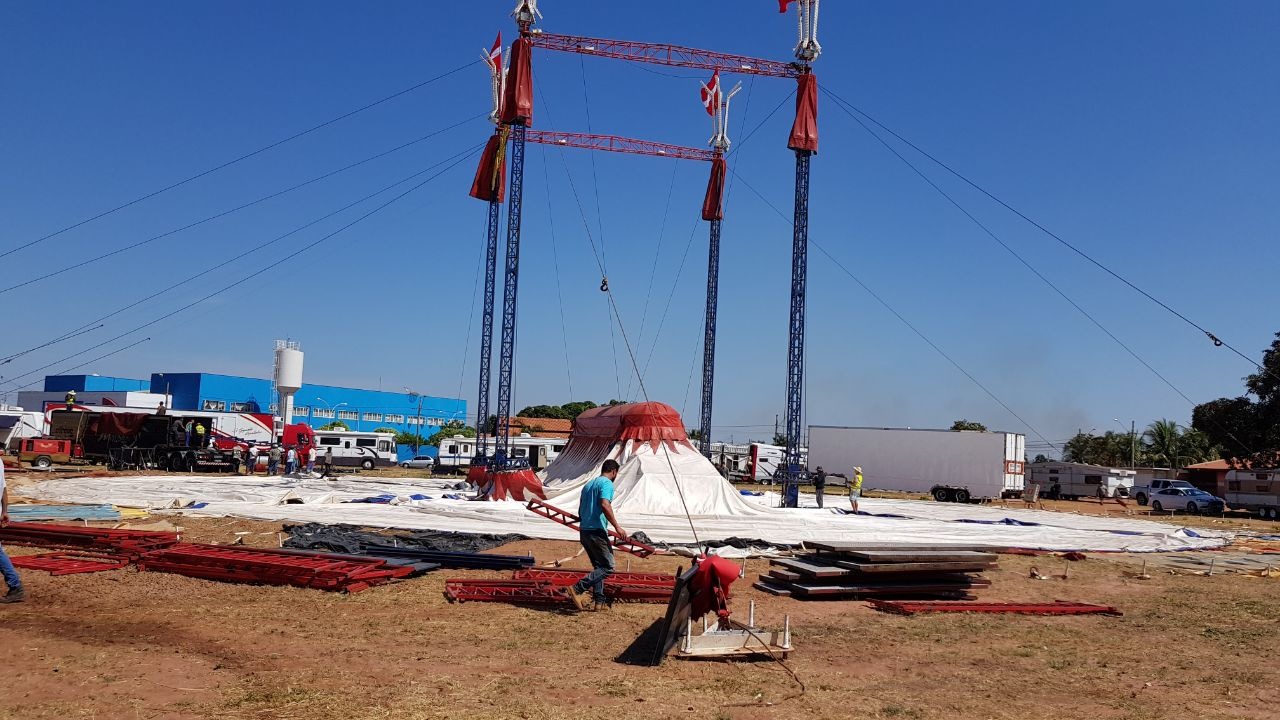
top-left (141, 372), bottom-right (464, 436)
top-left (44, 375), bottom-right (149, 392)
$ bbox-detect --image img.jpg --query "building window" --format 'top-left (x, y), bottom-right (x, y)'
top-left (293, 406), bottom-right (310, 416)
top-left (385, 414), bottom-right (404, 423)
top-left (363, 412), bottom-right (382, 422)
top-left (407, 416), bottom-right (424, 426)
top-left (425, 417), bottom-right (444, 426)
top-left (337, 410), bottom-right (359, 421)
top-left (202, 400), bottom-right (227, 411)
top-left (313, 408), bottom-right (335, 419)
top-left (230, 402), bottom-right (252, 413)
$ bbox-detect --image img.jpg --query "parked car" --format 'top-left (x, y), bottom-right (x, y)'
top-left (1149, 487), bottom-right (1225, 514)
top-left (399, 454), bottom-right (436, 469)
top-left (1131, 479), bottom-right (1195, 506)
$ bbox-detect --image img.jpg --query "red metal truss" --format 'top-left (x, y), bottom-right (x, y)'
top-left (530, 32), bottom-right (803, 78)
top-left (513, 568), bottom-right (676, 587)
top-left (526, 499), bottom-right (656, 558)
top-left (444, 579), bottom-right (572, 605)
top-left (0, 522), bottom-right (180, 559)
top-left (137, 543), bottom-right (413, 593)
top-left (526, 130), bottom-right (714, 162)
top-left (867, 600), bottom-right (1123, 617)
top-left (10, 551), bottom-right (131, 576)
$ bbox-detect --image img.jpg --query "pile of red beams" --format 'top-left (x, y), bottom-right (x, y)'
top-left (137, 544), bottom-right (415, 593)
top-left (1, 523), bottom-right (412, 593)
top-left (0, 521), bottom-right (179, 559)
top-left (445, 568), bottom-right (676, 605)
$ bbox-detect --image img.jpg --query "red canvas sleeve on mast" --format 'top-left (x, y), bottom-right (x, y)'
top-left (787, 72), bottom-right (819, 153)
top-left (468, 133), bottom-right (506, 202)
top-left (701, 156), bottom-right (727, 221)
top-left (500, 37), bottom-right (534, 126)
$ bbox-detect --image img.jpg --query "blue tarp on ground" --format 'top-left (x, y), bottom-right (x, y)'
top-left (9, 504), bottom-right (122, 521)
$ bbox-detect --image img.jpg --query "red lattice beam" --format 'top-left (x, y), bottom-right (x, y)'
top-left (530, 32), bottom-right (803, 79)
top-left (527, 130), bottom-right (713, 162)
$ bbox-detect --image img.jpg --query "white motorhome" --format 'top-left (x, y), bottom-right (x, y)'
top-left (1026, 462), bottom-right (1136, 499)
top-left (0, 407), bottom-right (45, 450)
top-left (808, 426), bottom-right (1026, 502)
top-left (1222, 469), bottom-right (1280, 520)
top-left (312, 429), bottom-right (397, 470)
top-left (435, 433), bottom-right (566, 472)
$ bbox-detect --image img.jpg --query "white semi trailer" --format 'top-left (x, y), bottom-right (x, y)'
top-left (807, 426), bottom-right (1026, 502)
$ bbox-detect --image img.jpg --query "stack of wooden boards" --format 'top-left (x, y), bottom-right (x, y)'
top-left (754, 542), bottom-right (998, 600)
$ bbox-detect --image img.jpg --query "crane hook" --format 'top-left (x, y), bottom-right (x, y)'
top-left (600, 277), bottom-right (609, 292)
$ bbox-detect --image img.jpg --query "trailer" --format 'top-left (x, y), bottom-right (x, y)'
top-left (807, 426), bottom-right (1026, 502)
top-left (24, 409), bottom-right (315, 472)
top-left (1025, 462), bottom-right (1135, 499)
top-left (0, 407), bottom-right (44, 451)
top-left (1222, 469), bottom-right (1280, 520)
top-left (435, 433), bottom-right (566, 473)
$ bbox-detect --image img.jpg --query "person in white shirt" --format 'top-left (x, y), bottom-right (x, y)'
top-left (0, 460), bottom-right (26, 603)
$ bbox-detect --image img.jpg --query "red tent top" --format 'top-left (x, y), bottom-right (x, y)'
top-left (571, 402), bottom-right (689, 444)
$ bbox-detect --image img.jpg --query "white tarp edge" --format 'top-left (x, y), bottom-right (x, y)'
top-left (18, 474), bottom-right (1231, 553)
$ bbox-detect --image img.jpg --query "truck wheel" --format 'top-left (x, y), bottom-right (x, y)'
top-left (34, 455), bottom-right (52, 469)
top-left (170, 454), bottom-right (185, 472)
top-left (954, 489), bottom-right (971, 504)
top-left (1135, 493), bottom-right (1148, 506)
top-left (1152, 500), bottom-right (1164, 512)
top-left (1266, 507), bottom-right (1278, 521)
top-left (932, 487), bottom-right (951, 502)
top-left (361, 459), bottom-right (374, 470)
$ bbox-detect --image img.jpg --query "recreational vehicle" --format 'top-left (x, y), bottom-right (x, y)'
top-left (434, 433), bottom-right (565, 472)
top-left (1025, 462), bottom-right (1135, 499)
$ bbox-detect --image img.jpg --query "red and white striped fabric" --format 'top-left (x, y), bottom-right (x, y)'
top-left (700, 70), bottom-right (720, 116)
top-left (488, 32), bottom-right (502, 67)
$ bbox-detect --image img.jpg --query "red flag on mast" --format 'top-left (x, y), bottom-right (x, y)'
top-left (779, 0), bottom-right (796, 13)
top-left (488, 32), bottom-right (502, 68)
top-left (700, 70), bottom-right (721, 117)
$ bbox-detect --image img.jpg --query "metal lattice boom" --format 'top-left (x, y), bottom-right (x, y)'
top-left (530, 32), bottom-right (803, 78)
top-left (527, 129), bottom-right (714, 161)
top-left (698, 217), bottom-right (722, 458)
top-left (474, 198), bottom-right (501, 459)
top-left (782, 151), bottom-right (811, 505)
top-left (495, 124), bottom-right (528, 464)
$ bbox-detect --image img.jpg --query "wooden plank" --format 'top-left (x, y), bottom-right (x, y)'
top-left (807, 541), bottom-right (1003, 553)
top-left (766, 568), bottom-right (802, 582)
top-left (770, 557), bottom-right (849, 578)
top-left (832, 560), bottom-right (997, 574)
top-left (753, 580), bottom-right (792, 597)
top-left (838, 550), bottom-right (999, 563)
top-left (786, 579), bottom-right (989, 598)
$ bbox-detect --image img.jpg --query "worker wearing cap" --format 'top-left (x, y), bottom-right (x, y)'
top-left (568, 458), bottom-right (628, 610)
top-left (849, 466), bottom-right (864, 513)
top-left (812, 466), bottom-right (828, 509)
top-left (0, 458), bottom-right (26, 603)
top-left (64, 389), bottom-right (76, 410)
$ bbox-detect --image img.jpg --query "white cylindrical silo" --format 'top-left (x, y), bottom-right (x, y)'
top-left (274, 340), bottom-right (304, 427)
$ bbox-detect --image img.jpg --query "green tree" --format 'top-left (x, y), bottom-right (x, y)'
top-left (372, 427), bottom-right (398, 435)
top-left (688, 428), bottom-right (704, 442)
top-left (772, 433), bottom-right (788, 447)
top-left (516, 401), bottom-right (600, 420)
top-left (317, 421), bottom-right (348, 431)
top-left (1032, 454), bottom-right (1050, 464)
top-left (1142, 419), bottom-right (1217, 469)
top-left (425, 420), bottom-right (475, 447)
top-left (1061, 431), bottom-right (1133, 467)
top-left (1192, 331), bottom-right (1280, 464)
top-left (395, 431), bottom-right (429, 448)
top-left (950, 419), bottom-right (988, 432)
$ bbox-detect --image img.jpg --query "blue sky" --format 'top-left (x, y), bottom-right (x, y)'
top-left (2, 1), bottom-right (1277, 453)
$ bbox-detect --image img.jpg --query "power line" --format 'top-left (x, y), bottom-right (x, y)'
top-left (0, 60), bottom-right (477, 261)
top-left (0, 113), bottom-right (485, 295)
top-left (819, 83), bottom-right (1276, 383)
top-left (728, 167), bottom-right (1060, 452)
top-left (0, 147), bottom-right (479, 395)
top-left (13, 146), bottom-right (483, 373)
top-left (1, 324), bottom-right (103, 366)
top-left (821, 87), bottom-right (1254, 455)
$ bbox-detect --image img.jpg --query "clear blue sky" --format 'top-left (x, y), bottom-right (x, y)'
top-left (2, 1), bottom-right (1277, 453)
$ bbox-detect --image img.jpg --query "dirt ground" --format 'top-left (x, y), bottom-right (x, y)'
top-left (2, 508), bottom-right (1278, 720)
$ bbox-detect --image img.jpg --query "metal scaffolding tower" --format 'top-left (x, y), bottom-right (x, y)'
top-left (494, 123), bottom-right (527, 465)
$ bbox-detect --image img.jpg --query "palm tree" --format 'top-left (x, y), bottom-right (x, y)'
top-left (1144, 419), bottom-right (1184, 468)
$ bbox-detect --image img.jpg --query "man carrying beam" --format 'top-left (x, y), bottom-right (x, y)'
top-left (568, 459), bottom-right (629, 610)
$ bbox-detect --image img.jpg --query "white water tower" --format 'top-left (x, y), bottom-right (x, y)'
top-left (273, 339), bottom-right (304, 428)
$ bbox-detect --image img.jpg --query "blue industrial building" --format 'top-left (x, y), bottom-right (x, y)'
top-left (37, 372), bottom-right (465, 436)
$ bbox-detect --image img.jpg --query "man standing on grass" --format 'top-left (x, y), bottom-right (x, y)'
top-left (1, 458), bottom-right (27, 603)
top-left (569, 458), bottom-right (628, 610)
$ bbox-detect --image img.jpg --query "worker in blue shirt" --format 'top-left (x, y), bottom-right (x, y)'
top-left (568, 459), bottom-right (628, 610)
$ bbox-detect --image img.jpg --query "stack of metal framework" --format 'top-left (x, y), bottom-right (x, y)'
top-left (755, 542), bottom-right (998, 600)
top-left (136, 544), bottom-right (420, 593)
top-left (445, 569), bottom-right (677, 605)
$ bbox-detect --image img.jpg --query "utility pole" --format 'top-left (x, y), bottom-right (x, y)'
top-left (1130, 419), bottom-right (1136, 469)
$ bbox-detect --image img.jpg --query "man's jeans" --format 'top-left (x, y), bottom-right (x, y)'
top-left (572, 530), bottom-right (614, 602)
top-left (0, 543), bottom-right (22, 590)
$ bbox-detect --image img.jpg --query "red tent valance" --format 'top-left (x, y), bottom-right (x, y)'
top-left (500, 38), bottom-right (534, 126)
top-left (787, 73), bottom-right (819, 153)
top-left (469, 133), bottom-right (507, 203)
top-left (701, 156), bottom-right (727, 221)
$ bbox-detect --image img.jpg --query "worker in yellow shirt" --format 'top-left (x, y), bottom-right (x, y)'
top-left (849, 466), bottom-right (864, 513)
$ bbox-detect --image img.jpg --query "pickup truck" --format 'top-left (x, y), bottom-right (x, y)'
top-left (1131, 479), bottom-right (1194, 507)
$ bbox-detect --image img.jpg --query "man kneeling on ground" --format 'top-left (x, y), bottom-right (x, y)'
top-left (569, 459), bottom-right (628, 610)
